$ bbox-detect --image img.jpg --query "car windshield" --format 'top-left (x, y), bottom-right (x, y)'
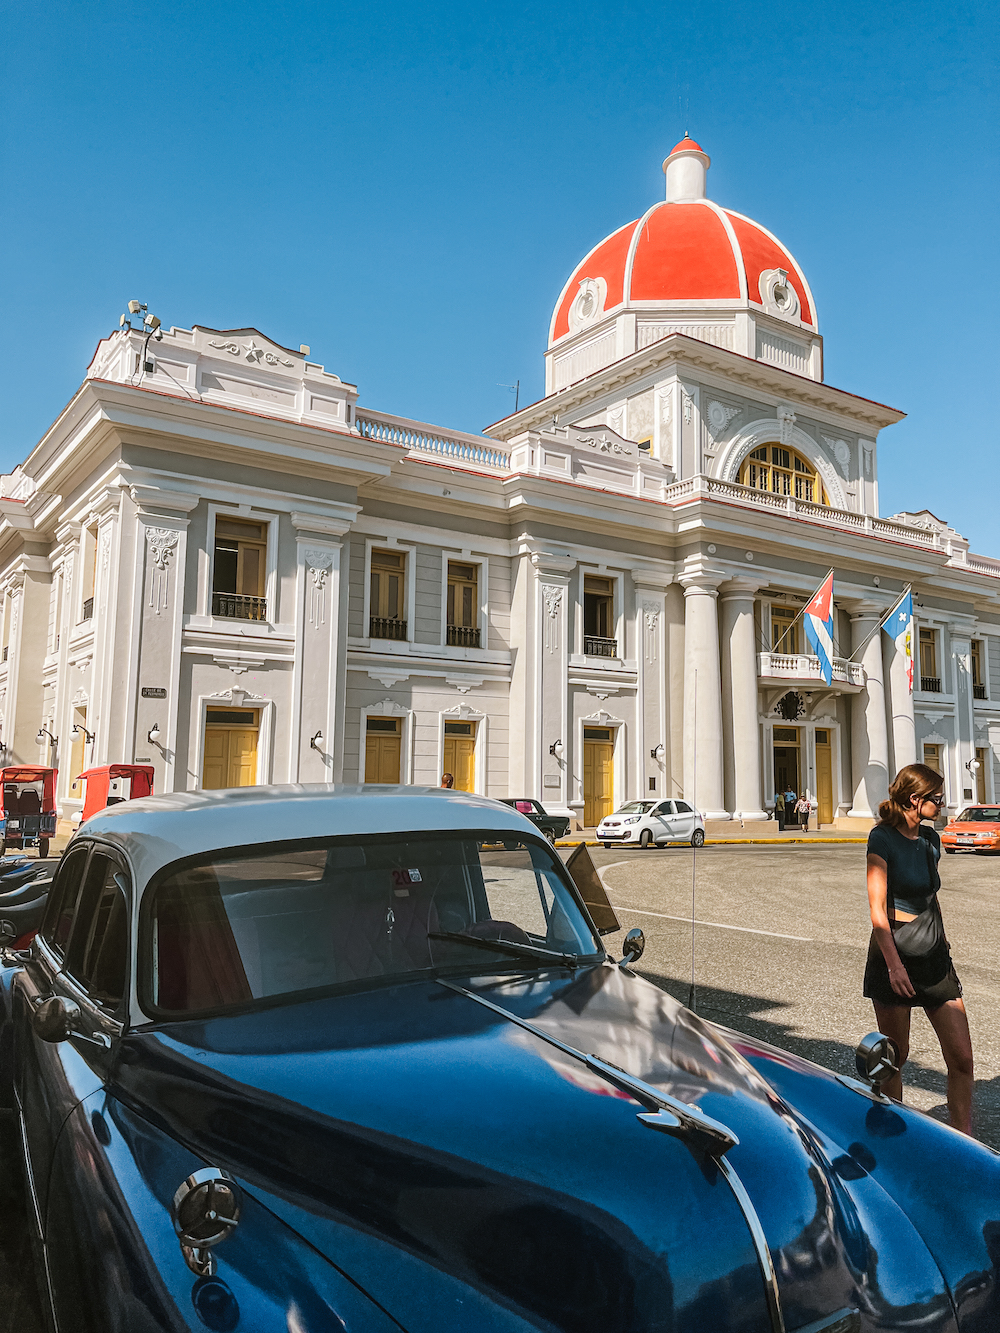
top-left (614, 802), bottom-right (656, 815)
top-left (958, 807), bottom-right (1000, 822)
top-left (144, 832), bottom-right (602, 1016)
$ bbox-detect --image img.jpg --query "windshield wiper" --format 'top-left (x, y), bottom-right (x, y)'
top-left (427, 931), bottom-right (580, 968)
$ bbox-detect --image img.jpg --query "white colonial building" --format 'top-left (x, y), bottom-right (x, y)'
top-left (1, 137), bottom-right (998, 832)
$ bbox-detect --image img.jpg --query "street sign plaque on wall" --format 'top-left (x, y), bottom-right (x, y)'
top-left (141, 687), bottom-right (167, 699)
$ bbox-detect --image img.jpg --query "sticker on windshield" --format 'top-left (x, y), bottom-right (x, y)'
top-left (391, 868), bottom-right (423, 893)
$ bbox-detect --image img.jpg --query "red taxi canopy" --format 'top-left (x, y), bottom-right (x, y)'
top-left (77, 765), bottom-right (154, 822)
top-left (0, 767), bottom-right (58, 814)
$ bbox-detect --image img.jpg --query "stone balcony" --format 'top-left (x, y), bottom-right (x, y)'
top-left (758, 651), bottom-right (865, 693)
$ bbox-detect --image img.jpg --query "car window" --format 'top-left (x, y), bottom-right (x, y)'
top-left (143, 832), bottom-right (602, 1017)
top-left (616, 802), bottom-right (656, 815)
top-left (40, 844), bottom-right (91, 959)
top-left (674, 801), bottom-right (692, 813)
top-left (653, 802), bottom-right (673, 816)
top-left (66, 852), bottom-right (129, 1012)
top-left (514, 800), bottom-right (534, 814)
top-left (962, 807), bottom-right (1000, 822)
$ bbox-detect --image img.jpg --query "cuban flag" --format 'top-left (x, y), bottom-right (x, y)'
top-left (803, 571), bottom-right (835, 685)
top-left (882, 592), bottom-right (914, 692)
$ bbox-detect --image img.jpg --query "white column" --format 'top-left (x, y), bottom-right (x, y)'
top-left (634, 572), bottom-right (671, 800)
top-left (950, 620), bottom-right (978, 807)
top-left (720, 579), bottom-right (767, 820)
top-left (681, 569), bottom-right (727, 819)
top-left (531, 551), bottom-right (575, 817)
top-left (848, 601), bottom-right (890, 817)
top-left (887, 631), bottom-right (916, 773)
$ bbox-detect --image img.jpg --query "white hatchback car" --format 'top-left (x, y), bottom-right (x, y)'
top-left (597, 799), bottom-right (706, 848)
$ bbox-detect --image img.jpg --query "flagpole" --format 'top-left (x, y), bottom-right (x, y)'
top-left (846, 584), bottom-right (912, 664)
top-left (772, 568), bottom-right (835, 653)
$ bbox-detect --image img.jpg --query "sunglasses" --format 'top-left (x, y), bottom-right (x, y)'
top-left (917, 794), bottom-right (947, 807)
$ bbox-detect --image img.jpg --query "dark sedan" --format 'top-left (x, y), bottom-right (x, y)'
top-left (0, 785), bottom-right (997, 1332)
top-left (499, 796), bottom-right (571, 842)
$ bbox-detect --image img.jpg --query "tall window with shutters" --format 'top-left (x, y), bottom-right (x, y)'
top-left (370, 550), bottom-right (407, 640)
top-left (447, 562), bottom-right (480, 647)
top-left (919, 628), bottom-right (940, 692)
top-left (739, 446), bottom-right (828, 504)
top-left (213, 517), bottom-right (268, 621)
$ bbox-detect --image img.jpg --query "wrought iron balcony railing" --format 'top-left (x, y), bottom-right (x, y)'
top-left (973, 683), bottom-right (987, 699)
top-left (213, 592), bottom-right (268, 621)
top-left (584, 636), bottom-right (618, 658)
top-left (81, 597), bottom-right (94, 621)
top-left (920, 676), bottom-right (942, 693)
top-left (447, 624), bottom-right (481, 648)
top-left (370, 616), bottom-right (407, 641)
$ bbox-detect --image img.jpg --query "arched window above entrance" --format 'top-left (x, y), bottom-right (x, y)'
top-left (739, 445), bottom-right (828, 505)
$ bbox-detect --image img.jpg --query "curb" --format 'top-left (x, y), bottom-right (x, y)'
top-left (556, 837), bottom-right (868, 848)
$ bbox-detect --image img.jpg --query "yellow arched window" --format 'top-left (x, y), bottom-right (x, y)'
top-left (739, 446), bottom-right (828, 505)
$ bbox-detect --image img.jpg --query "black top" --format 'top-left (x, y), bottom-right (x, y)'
top-left (867, 823), bottom-right (941, 916)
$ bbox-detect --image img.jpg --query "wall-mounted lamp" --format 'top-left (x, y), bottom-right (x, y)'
top-left (548, 739), bottom-right (563, 759)
top-left (966, 758), bottom-right (981, 774)
top-left (36, 727), bottom-right (58, 748)
top-left (147, 724), bottom-right (162, 744)
top-left (72, 723), bottom-right (95, 744)
top-left (650, 743), bottom-right (666, 762)
top-left (310, 730), bottom-right (324, 751)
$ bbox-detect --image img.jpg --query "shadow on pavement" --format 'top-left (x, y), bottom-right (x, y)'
top-left (638, 967), bottom-right (1000, 1151)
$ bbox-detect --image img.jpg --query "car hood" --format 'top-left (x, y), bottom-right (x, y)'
top-left (110, 964), bottom-right (994, 1332)
top-left (945, 822), bottom-right (1000, 831)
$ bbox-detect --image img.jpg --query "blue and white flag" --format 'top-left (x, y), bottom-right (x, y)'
top-left (803, 571), bottom-right (835, 685)
top-left (882, 591), bottom-right (914, 693)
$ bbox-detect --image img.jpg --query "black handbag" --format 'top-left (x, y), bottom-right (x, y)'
top-left (891, 831), bottom-right (949, 985)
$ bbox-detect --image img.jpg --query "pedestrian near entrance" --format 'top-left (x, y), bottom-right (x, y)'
top-left (785, 786), bottom-right (797, 825)
top-left (864, 763), bottom-right (974, 1136)
top-left (794, 794), bottom-right (811, 832)
top-left (775, 790), bottom-right (786, 832)
top-left (440, 772), bottom-right (454, 789)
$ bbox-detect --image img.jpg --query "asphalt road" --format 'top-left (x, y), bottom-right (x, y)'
top-left (571, 841), bottom-right (1000, 1149)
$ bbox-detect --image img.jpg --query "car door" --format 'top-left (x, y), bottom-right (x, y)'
top-left (648, 801), bottom-right (675, 843)
top-left (671, 800), bottom-right (696, 839)
top-left (12, 841), bottom-right (107, 1236)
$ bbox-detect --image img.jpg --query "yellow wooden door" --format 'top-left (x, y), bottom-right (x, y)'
top-left (365, 734), bottom-right (402, 783)
top-left (202, 729), bottom-right (230, 791)
top-left (584, 740), bottom-right (614, 826)
top-left (815, 731), bottom-right (833, 826)
top-left (975, 748), bottom-right (987, 804)
top-left (228, 729), bottom-right (258, 787)
top-left (443, 736), bottom-right (476, 792)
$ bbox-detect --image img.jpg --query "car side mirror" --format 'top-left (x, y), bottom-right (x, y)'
top-left (620, 927), bottom-right (645, 967)
top-left (32, 995), bottom-right (82, 1043)
top-left (855, 1031), bottom-right (899, 1091)
top-left (172, 1169), bottom-right (241, 1276)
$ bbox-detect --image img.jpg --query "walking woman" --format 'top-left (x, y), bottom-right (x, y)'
top-left (864, 763), bottom-right (974, 1134)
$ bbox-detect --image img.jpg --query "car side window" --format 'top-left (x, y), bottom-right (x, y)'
top-left (40, 844), bottom-right (91, 959)
top-left (674, 801), bottom-right (692, 813)
top-left (654, 802), bottom-right (673, 816)
top-left (64, 852), bottom-right (129, 1013)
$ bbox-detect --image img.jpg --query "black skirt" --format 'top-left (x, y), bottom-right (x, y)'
top-left (864, 930), bottom-right (962, 1009)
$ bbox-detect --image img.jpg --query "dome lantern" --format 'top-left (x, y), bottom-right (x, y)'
top-left (663, 136), bottom-right (710, 202)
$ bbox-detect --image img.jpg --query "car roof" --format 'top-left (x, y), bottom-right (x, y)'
top-left (76, 785), bottom-right (539, 887)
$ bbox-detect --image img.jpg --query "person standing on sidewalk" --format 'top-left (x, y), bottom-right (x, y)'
top-left (794, 794), bottom-right (811, 832)
top-left (864, 763), bottom-right (973, 1136)
top-left (775, 789), bottom-right (786, 832)
top-left (785, 786), bottom-right (798, 826)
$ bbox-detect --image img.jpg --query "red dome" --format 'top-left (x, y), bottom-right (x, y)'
top-left (669, 136), bottom-right (704, 154)
top-left (551, 199), bottom-right (814, 342)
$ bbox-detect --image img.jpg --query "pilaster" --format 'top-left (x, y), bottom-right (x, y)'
top-left (531, 549), bottom-right (576, 814)
top-left (720, 578), bottom-right (766, 820)
top-left (845, 599), bottom-right (890, 817)
top-left (679, 561), bottom-right (727, 819)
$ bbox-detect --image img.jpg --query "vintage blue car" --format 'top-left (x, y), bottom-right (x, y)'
top-left (0, 785), bottom-right (997, 1332)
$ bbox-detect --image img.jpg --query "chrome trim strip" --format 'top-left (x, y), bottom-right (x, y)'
top-left (788, 1310), bottom-right (859, 1333)
top-left (719, 1157), bottom-right (784, 1333)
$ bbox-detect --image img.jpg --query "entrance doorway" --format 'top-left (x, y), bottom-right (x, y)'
top-left (443, 720), bottom-right (477, 792)
top-left (773, 726), bottom-right (801, 811)
top-left (202, 708), bottom-right (260, 790)
top-left (815, 729), bottom-right (833, 825)
top-left (583, 726), bottom-right (614, 827)
top-left (365, 717), bottom-right (402, 784)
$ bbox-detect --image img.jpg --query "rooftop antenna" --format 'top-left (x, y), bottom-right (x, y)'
top-left (498, 380), bottom-right (520, 413)
top-left (120, 300), bottom-right (164, 386)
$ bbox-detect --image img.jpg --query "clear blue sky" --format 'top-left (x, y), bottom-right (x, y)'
top-left (3, 1), bottom-right (997, 550)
